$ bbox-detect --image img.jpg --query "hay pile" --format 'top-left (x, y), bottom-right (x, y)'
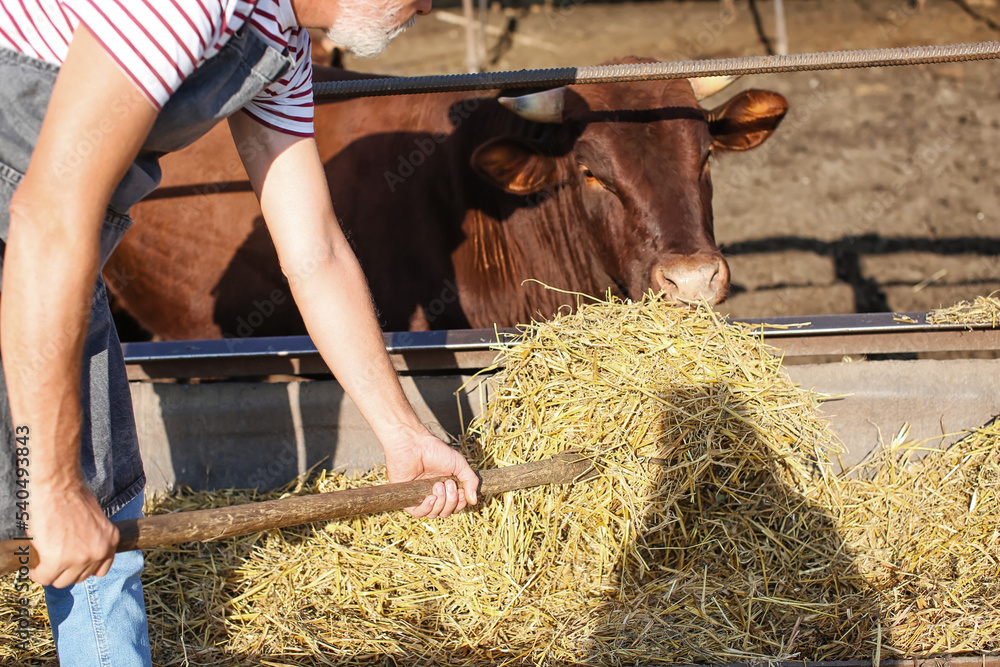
top-left (2, 296), bottom-right (998, 666)
top-left (830, 421), bottom-right (1000, 658)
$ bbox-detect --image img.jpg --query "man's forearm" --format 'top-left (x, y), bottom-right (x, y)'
top-left (1, 191), bottom-right (101, 485)
top-left (286, 245), bottom-right (426, 448)
top-left (2, 189), bottom-right (129, 587)
top-left (287, 246), bottom-right (479, 516)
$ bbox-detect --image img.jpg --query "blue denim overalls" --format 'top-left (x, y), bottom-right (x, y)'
top-left (0, 24), bottom-right (296, 541)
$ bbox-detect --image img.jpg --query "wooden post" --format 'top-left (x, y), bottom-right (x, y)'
top-left (462, 0), bottom-right (480, 73)
top-left (774, 0), bottom-right (788, 55)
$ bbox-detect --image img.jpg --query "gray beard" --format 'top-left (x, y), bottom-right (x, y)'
top-left (324, 2), bottom-right (416, 58)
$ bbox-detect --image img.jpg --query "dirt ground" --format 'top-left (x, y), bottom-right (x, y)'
top-left (336, 0), bottom-right (1000, 319)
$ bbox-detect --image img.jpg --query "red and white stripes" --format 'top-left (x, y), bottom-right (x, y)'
top-left (0, 0), bottom-right (314, 136)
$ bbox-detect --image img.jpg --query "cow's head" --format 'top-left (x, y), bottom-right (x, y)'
top-left (471, 61), bottom-right (788, 305)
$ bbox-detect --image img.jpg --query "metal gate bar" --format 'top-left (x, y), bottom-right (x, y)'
top-left (313, 41), bottom-right (1000, 99)
top-left (122, 312), bottom-right (1000, 380)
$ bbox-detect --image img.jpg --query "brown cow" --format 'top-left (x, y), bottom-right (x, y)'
top-left (106, 59), bottom-right (787, 339)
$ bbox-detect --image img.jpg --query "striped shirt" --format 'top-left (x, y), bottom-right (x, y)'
top-left (0, 0), bottom-right (314, 136)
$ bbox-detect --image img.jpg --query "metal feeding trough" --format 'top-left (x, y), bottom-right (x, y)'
top-left (122, 311), bottom-right (1000, 494)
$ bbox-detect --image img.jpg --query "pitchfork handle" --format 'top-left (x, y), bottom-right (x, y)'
top-left (0, 453), bottom-right (593, 575)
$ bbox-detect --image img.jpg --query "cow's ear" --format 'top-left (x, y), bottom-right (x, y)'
top-left (707, 89), bottom-right (789, 152)
top-left (471, 138), bottom-right (560, 195)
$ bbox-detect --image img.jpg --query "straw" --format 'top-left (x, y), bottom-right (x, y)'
top-left (927, 292), bottom-right (1000, 327)
top-left (2, 295), bottom-right (997, 665)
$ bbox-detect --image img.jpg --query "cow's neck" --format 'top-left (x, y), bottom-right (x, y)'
top-left (453, 190), bottom-right (616, 328)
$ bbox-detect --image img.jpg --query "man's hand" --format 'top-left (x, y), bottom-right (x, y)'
top-left (382, 429), bottom-right (480, 519)
top-left (29, 478), bottom-right (118, 588)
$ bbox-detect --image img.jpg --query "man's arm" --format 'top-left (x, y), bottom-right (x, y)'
top-left (227, 111), bottom-right (478, 517)
top-left (1, 26), bottom-right (159, 588)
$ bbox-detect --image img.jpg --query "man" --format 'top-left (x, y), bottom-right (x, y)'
top-left (0, 0), bottom-right (479, 663)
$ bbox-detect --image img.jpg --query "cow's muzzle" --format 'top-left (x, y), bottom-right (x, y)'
top-left (650, 253), bottom-right (730, 305)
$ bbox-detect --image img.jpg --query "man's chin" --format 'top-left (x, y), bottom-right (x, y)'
top-left (325, 16), bottom-right (415, 58)
top-left (337, 40), bottom-right (391, 58)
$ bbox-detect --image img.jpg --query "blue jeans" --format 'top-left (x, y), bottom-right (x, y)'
top-left (43, 492), bottom-right (152, 666)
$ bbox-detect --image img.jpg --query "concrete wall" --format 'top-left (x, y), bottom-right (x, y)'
top-left (131, 374), bottom-right (488, 493)
top-left (130, 358), bottom-right (1000, 493)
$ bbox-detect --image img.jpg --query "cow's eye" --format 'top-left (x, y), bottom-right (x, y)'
top-left (579, 164), bottom-right (601, 184)
top-left (578, 163), bottom-right (621, 198)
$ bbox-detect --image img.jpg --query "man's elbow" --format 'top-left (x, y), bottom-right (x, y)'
top-left (8, 183), bottom-right (95, 249)
top-left (6, 187), bottom-right (51, 251)
top-left (8, 186), bottom-right (36, 235)
top-left (278, 243), bottom-right (345, 289)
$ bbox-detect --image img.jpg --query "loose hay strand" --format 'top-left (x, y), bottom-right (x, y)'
top-left (2, 295), bottom-right (998, 665)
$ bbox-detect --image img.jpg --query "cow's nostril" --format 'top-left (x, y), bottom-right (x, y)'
top-left (651, 266), bottom-right (679, 298)
top-left (710, 258), bottom-right (731, 301)
top-left (651, 256), bottom-right (729, 305)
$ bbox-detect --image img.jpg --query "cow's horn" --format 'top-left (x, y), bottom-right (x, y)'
top-left (498, 87), bottom-right (566, 124)
top-left (690, 75), bottom-right (740, 101)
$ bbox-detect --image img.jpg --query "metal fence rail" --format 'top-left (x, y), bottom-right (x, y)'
top-left (314, 40), bottom-right (1000, 98)
top-left (122, 312), bottom-right (1000, 380)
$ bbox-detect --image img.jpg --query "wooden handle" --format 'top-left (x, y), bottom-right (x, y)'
top-left (0, 454), bottom-right (592, 575)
